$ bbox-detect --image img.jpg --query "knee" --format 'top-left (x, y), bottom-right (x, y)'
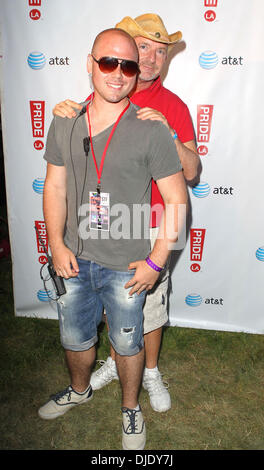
top-left (109, 325), bottom-right (144, 356)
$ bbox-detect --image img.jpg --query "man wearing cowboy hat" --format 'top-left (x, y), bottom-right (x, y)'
top-left (52, 13), bottom-right (200, 413)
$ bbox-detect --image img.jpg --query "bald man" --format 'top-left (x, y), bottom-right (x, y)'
top-left (38, 28), bottom-right (187, 450)
top-left (52, 14), bottom-right (200, 415)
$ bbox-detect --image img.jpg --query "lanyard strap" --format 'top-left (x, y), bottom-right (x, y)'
top-left (86, 99), bottom-right (130, 190)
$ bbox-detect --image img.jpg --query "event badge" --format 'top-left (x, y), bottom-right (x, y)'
top-left (89, 191), bottom-right (110, 231)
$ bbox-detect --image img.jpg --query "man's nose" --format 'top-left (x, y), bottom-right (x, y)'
top-left (147, 49), bottom-right (156, 63)
top-left (111, 64), bottom-right (123, 77)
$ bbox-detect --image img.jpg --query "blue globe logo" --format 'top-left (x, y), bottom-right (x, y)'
top-left (37, 289), bottom-right (52, 302)
top-left (256, 247), bottom-right (264, 261)
top-left (32, 178), bottom-right (45, 194)
top-left (27, 51), bottom-right (46, 70)
top-left (199, 51), bottom-right (218, 70)
top-left (185, 293), bottom-right (203, 307)
top-left (192, 181), bottom-right (210, 198)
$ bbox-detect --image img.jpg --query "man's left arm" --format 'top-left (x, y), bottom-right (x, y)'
top-left (125, 171), bottom-right (188, 296)
top-left (137, 107), bottom-right (200, 182)
top-left (174, 138), bottom-right (200, 182)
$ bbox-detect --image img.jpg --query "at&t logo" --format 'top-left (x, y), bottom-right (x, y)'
top-left (185, 294), bottom-right (203, 307)
top-left (27, 52), bottom-right (70, 69)
top-left (192, 182), bottom-right (210, 198)
top-left (256, 247), bottom-right (264, 261)
top-left (28, 51), bottom-right (46, 70)
top-left (199, 51), bottom-right (244, 69)
top-left (37, 289), bottom-right (52, 302)
top-left (185, 293), bottom-right (224, 307)
top-left (199, 51), bottom-right (218, 69)
top-left (192, 182), bottom-right (234, 198)
top-left (32, 177), bottom-right (45, 194)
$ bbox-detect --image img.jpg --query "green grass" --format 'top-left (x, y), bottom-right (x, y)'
top-left (1, 251), bottom-right (264, 450)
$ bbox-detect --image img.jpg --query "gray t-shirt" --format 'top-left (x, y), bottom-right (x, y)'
top-left (44, 102), bottom-right (182, 271)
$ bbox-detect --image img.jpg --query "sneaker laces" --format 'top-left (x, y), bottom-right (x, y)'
top-left (143, 372), bottom-right (169, 396)
top-left (122, 407), bottom-right (141, 434)
top-left (51, 386), bottom-right (73, 404)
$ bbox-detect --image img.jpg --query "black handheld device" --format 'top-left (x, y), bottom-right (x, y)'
top-left (35, 226), bottom-right (66, 297)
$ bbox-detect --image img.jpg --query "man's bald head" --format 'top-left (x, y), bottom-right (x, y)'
top-left (87, 28), bottom-right (139, 105)
top-left (92, 28), bottom-right (139, 62)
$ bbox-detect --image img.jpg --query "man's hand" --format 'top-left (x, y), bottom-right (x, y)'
top-left (52, 99), bottom-right (82, 118)
top-left (51, 244), bottom-right (79, 279)
top-left (125, 259), bottom-right (160, 296)
top-left (137, 107), bottom-right (173, 134)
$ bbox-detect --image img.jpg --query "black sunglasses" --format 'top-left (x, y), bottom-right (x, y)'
top-left (92, 55), bottom-right (140, 77)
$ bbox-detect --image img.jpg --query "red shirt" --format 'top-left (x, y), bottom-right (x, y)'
top-left (86, 77), bottom-right (195, 227)
top-left (131, 77), bottom-right (195, 227)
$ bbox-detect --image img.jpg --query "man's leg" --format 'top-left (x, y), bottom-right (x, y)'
top-left (144, 327), bottom-right (162, 369)
top-left (115, 348), bottom-right (145, 408)
top-left (91, 285), bottom-right (171, 413)
top-left (116, 349), bottom-right (146, 450)
top-left (38, 347), bottom-right (95, 420)
top-left (101, 267), bottom-right (146, 450)
top-left (38, 259), bottom-right (102, 420)
top-left (65, 346), bottom-right (96, 392)
top-left (110, 342), bottom-right (116, 360)
top-left (141, 276), bottom-right (171, 412)
top-left (90, 308), bottom-right (170, 412)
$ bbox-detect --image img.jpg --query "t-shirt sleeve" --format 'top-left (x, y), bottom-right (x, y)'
top-left (176, 103), bottom-right (195, 143)
top-left (43, 118), bottom-right (64, 166)
top-left (147, 122), bottom-right (182, 181)
top-left (168, 101), bottom-right (195, 144)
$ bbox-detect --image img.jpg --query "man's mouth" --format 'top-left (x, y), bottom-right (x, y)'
top-left (140, 63), bottom-right (155, 70)
top-left (106, 82), bottom-right (123, 89)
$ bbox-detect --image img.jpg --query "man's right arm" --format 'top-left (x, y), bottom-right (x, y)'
top-left (43, 162), bottom-right (79, 278)
top-left (52, 99), bottom-right (82, 118)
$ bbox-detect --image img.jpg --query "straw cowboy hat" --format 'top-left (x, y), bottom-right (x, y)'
top-left (116, 13), bottom-right (182, 48)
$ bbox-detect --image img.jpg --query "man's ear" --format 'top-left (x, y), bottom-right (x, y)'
top-left (87, 54), bottom-right (93, 74)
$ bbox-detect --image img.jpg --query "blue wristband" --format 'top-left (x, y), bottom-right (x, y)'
top-left (172, 129), bottom-right (178, 140)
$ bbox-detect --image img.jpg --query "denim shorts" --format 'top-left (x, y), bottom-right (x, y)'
top-left (56, 259), bottom-right (145, 356)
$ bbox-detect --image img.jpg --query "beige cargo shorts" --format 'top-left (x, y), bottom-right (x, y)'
top-left (143, 227), bottom-right (170, 334)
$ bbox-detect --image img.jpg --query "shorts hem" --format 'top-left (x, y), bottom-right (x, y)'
top-left (108, 337), bottom-right (144, 357)
top-left (143, 316), bottom-right (168, 335)
top-left (61, 335), bottom-right (98, 352)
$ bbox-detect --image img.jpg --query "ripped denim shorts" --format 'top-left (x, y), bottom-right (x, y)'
top-left (56, 258), bottom-right (145, 356)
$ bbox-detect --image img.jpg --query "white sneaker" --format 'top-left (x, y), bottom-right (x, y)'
top-left (90, 356), bottom-right (119, 390)
top-left (142, 368), bottom-right (171, 412)
top-left (122, 406), bottom-right (146, 450)
top-left (38, 385), bottom-right (93, 420)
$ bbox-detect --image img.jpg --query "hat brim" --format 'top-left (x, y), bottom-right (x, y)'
top-left (116, 16), bottom-right (182, 46)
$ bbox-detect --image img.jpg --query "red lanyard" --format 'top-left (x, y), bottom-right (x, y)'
top-left (86, 99), bottom-right (130, 193)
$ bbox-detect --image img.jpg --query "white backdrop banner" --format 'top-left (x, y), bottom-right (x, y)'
top-left (1, 0), bottom-right (264, 333)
